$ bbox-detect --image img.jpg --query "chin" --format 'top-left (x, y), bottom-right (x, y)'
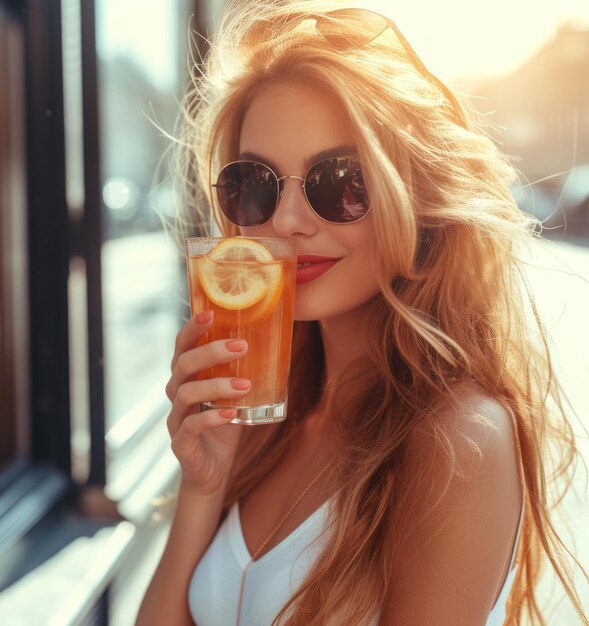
top-left (293, 296), bottom-right (377, 323)
top-left (293, 303), bottom-right (336, 322)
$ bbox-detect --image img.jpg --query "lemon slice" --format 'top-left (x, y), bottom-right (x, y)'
top-left (198, 238), bottom-right (283, 311)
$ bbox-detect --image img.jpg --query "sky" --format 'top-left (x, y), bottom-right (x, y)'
top-left (96, 0), bottom-right (589, 90)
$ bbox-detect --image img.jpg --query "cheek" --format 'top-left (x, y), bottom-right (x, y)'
top-left (294, 236), bottom-right (381, 321)
top-left (335, 223), bottom-right (381, 296)
top-left (336, 220), bottom-right (375, 262)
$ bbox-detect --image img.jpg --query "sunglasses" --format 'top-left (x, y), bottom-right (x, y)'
top-left (245, 8), bottom-right (466, 128)
top-left (213, 156), bottom-right (370, 227)
top-left (313, 9), bottom-right (465, 128)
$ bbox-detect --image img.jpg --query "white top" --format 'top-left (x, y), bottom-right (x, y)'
top-left (188, 494), bottom-right (524, 626)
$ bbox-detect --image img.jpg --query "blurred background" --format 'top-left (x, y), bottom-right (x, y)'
top-left (0, 0), bottom-right (587, 624)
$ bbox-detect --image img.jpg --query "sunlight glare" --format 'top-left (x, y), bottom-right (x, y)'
top-left (364, 0), bottom-right (589, 81)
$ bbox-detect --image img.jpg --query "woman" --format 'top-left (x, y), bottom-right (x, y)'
top-left (137, 1), bottom-right (588, 624)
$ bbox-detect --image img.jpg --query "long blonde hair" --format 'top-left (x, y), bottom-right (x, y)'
top-left (174, 1), bottom-right (588, 623)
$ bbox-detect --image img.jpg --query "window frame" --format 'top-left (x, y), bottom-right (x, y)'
top-left (0, 0), bottom-right (28, 468)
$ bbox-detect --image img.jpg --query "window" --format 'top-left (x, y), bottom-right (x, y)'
top-left (96, 0), bottom-right (190, 485)
top-left (0, 1), bottom-right (213, 624)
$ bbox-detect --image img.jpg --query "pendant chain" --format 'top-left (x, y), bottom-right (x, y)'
top-left (251, 463), bottom-right (331, 560)
top-left (235, 463), bottom-right (331, 625)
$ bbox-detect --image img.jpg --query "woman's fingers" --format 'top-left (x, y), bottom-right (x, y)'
top-left (170, 312), bottom-right (214, 372)
top-left (165, 337), bottom-right (249, 401)
top-left (166, 377), bottom-right (251, 437)
top-left (162, 313), bottom-right (253, 497)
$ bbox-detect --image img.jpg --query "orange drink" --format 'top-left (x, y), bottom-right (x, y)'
top-left (185, 237), bottom-right (296, 424)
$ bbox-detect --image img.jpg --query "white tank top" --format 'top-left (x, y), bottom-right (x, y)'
top-left (188, 494), bottom-right (524, 626)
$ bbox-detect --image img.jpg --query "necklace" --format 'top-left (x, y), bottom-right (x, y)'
top-left (235, 463), bottom-right (331, 626)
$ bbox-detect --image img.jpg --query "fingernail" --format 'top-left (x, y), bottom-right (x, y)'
top-left (219, 408), bottom-right (236, 419)
top-left (196, 310), bottom-right (213, 325)
top-left (225, 339), bottom-right (246, 353)
top-left (231, 378), bottom-right (251, 390)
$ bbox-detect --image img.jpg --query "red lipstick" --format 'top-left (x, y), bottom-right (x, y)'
top-left (296, 255), bottom-right (340, 285)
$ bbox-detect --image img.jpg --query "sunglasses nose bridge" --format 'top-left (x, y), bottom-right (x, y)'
top-left (276, 174), bottom-right (305, 202)
top-left (277, 174), bottom-right (305, 186)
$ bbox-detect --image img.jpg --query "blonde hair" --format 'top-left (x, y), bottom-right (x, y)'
top-left (174, 1), bottom-right (588, 623)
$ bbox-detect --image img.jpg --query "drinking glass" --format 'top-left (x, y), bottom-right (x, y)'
top-left (185, 237), bottom-right (296, 425)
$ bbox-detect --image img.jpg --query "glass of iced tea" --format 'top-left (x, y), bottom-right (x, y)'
top-left (185, 236), bottom-right (297, 425)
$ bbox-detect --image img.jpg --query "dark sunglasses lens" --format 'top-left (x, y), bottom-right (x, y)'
top-left (316, 9), bottom-right (387, 49)
top-left (305, 157), bottom-right (370, 223)
top-left (215, 162), bottom-right (278, 227)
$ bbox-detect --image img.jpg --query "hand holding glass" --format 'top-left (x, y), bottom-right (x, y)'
top-left (185, 237), bottom-right (296, 425)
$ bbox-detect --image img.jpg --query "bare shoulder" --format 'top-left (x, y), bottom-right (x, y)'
top-left (379, 385), bottom-right (524, 625)
top-left (406, 382), bottom-right (521, 486)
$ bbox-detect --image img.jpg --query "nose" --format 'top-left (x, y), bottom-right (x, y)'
top-left (271, 176), bottom-right (318, 238)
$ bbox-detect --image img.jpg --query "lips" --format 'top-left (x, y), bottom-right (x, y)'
top-left (296, 255), bottom-right (340, 284)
